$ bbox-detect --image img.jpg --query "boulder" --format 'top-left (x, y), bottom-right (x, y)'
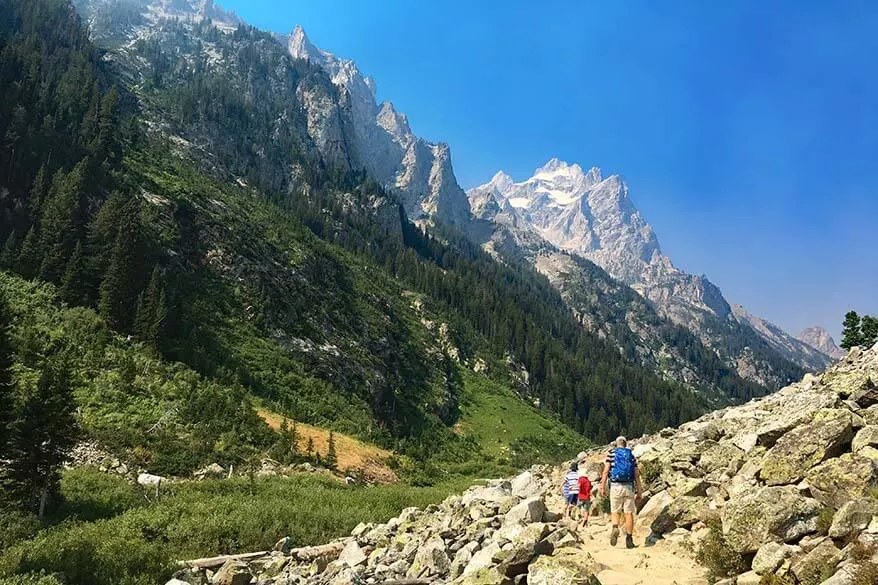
top-left (510, 471), bottom-right (542, 499)
top-left (407, 537), bottom-right (450, 578)
top-left (806, 454), bottom-right (878, 509)
top-left (828, 498), bottom-right (878, 539)
top-left (698, 443), bottom-right (745, 474)
top-left (137, 473), bottom-right (164, 487)
top-left (526, 548), bottom-right (601, 585)
top-left (195, 463), bottom-right (226, 479)
top-left (212, 560), bottom-right (251, 585)
top-left (759, 409), bottom-right (853, 486)
top-left (852, 425), bottom-right (878, 453)
top-left (735, 571), bottom-right (761, 585)
top-left (504, 497), bottom-right (546, 524)
top-left (635, 489), bottom-right (673, 534)
top-left (462, 542), bottom-right (501, 576)
top-left (651, 496), bottom-right (708, 534)
top-left (752, 541), bottom-right (799, 575)
top-left (337, 540), bottom-right (367, 567)
top-left (722, 486), bottom-right (821, 553)
top-left (790, 539), bottom-right (841, 584)
top-left (818, 568), bottom-right (857, 585)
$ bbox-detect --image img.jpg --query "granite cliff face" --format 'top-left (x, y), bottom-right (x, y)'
top-left (286, 26), bottom-right (472, 227)
top-left (469, 160), bottom-right (833, 386)
top-left (799, 326), bottom-right (847, 360)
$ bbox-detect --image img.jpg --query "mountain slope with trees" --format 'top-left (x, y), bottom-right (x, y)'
top-left (0, 0), bottom-right (714, 471)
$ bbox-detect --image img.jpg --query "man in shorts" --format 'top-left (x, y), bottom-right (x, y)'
top-left (600, 436), bottom-right (643, 548)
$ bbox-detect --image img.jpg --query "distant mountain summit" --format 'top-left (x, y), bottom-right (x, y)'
top-left (469, 160), bottom-right (834, 382)
top-left (798, 327), bottom-right (846, 360)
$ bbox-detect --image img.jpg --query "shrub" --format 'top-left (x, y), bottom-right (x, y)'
top-left (0, 509), bottom-right (41, 551)
top-left (759, 575), bottom-right (795, 585)
top-left (638, 458), bottom-right (662, 487)
top-left (0, 573), bottom-right (64, 585)
top-left (55, 467), bottom-right (144, 522)
top-left (695, 518), bottom-right (748, 582)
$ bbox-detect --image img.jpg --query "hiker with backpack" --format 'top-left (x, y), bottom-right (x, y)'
top-left (561, 461), bottom-right (580, 519)
top-left (600, 436), bottom-right (643, 549)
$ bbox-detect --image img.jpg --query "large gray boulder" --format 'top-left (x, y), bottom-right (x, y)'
top-left (722, 486), bottom-right (821, 553)
top-left (504, 497), bottom-right (547, 524)
top-left (212, 560), bottom-right (252, 585)
top-left (752, 541), bottom-right (799, 575)
top-left (828, 498), bottom-right (878, 539)
top-left (790, 539), bottom-right (841, 584)
top-left (526, 548), bottom-right (601, 585)
top-left (806, 454), bottom-right (878, 509)
top-left (759, 409), bottom-right (853, 486)
top-left (852, 425), bottom-right (878, 453)
top-left (407, 537), bottom-right (450, 578)
top-left (510, 470), bottom-right (543, 499)
top-left (635, 489), bottom-right (674, 534)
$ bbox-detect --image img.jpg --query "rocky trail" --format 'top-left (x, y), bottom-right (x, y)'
top-left (170, 344), bottom-right (878, 585)
top-left (542, 486), bottom-right (708, 585)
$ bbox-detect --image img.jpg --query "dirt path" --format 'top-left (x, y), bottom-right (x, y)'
top-left (545, 487), bottom-right (708, 585)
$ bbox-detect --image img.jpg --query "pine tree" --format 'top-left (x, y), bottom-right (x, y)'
top-left (841, 311), bottom-right (863, 350)
top-left (1, 355), bottom-right (79, 516)
top-left (0, 230), bottom-right (18, 268)
top-left (325, 431), bottom-right (338, 470)
top-left (133, 266), bottom-right (167, 347)
top-left (15, 225), bottom-right (41, 279)
top-left (862, 316), bottom-right (878, 348)
top-left (39, 163), bottom-right (88, 282)
top-left (0, 290), bottom-right (15, 456)
top-left (59, 241), bottom-right (86, 306)
top-left (98, 223), bottom-right (136, 330)
top-left (306, 436), bottom-right (314, 459)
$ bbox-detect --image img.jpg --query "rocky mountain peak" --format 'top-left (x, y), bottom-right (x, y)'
top-left (376, 101), bottom-right (412, 145)
top-left (799, 326), bottom-right (847, 360)
top-left (288, 25), bottom-right (323, 64)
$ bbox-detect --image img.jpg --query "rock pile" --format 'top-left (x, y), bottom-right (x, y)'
top-left (173, 468), bottom-right (606, 585)
top-left (630, 343), bottom-right (878, 583)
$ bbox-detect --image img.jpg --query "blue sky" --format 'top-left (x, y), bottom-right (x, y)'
top-left (221, 0), bottom-right (877, 340)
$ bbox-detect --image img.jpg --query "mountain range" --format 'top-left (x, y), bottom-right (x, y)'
top-left (77, 0), bottom-right (843, 393)
top-left (2, 0), bottom-right (846, 454)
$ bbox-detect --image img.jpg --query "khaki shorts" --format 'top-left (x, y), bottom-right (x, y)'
top-left (610, 483), bottom-right (636, 514)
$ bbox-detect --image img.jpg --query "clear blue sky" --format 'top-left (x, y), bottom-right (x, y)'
top-left (220, 0), bottom-right (877, 340)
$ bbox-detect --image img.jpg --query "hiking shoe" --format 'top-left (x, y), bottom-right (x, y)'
top-left (625, 534), bottom-right (635, 549)
top-left (609, 526), bottom-right (619, 546)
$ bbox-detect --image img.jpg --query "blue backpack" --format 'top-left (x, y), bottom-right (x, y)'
top-left (610, 448), bottom-right (635, 483)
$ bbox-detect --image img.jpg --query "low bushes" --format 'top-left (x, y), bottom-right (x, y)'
top-left (0, 472), bottom-right (468, 585)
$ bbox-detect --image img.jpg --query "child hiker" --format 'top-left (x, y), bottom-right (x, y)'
top-left (561, 461), bottom-right (580, 518)
top-left (577, 467), bottom-right (592, 527)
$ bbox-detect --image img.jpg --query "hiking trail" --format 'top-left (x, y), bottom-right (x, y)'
top-left (545, 471), bottom-right (709, 585)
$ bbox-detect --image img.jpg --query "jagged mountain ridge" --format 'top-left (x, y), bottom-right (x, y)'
top-left (75, 0), bottom-right (797, 400)
top-left (468, 160), bottom-right (833, 384)
top-left (799, 326), bottom-right (847, 360)
top-left (283, 25), bottom-right (472, 227)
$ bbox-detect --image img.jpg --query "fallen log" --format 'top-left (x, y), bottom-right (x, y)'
top-left (177, 550), bottom-right (269, 569)
top-left (177, 540), bottom-right (346, 570)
